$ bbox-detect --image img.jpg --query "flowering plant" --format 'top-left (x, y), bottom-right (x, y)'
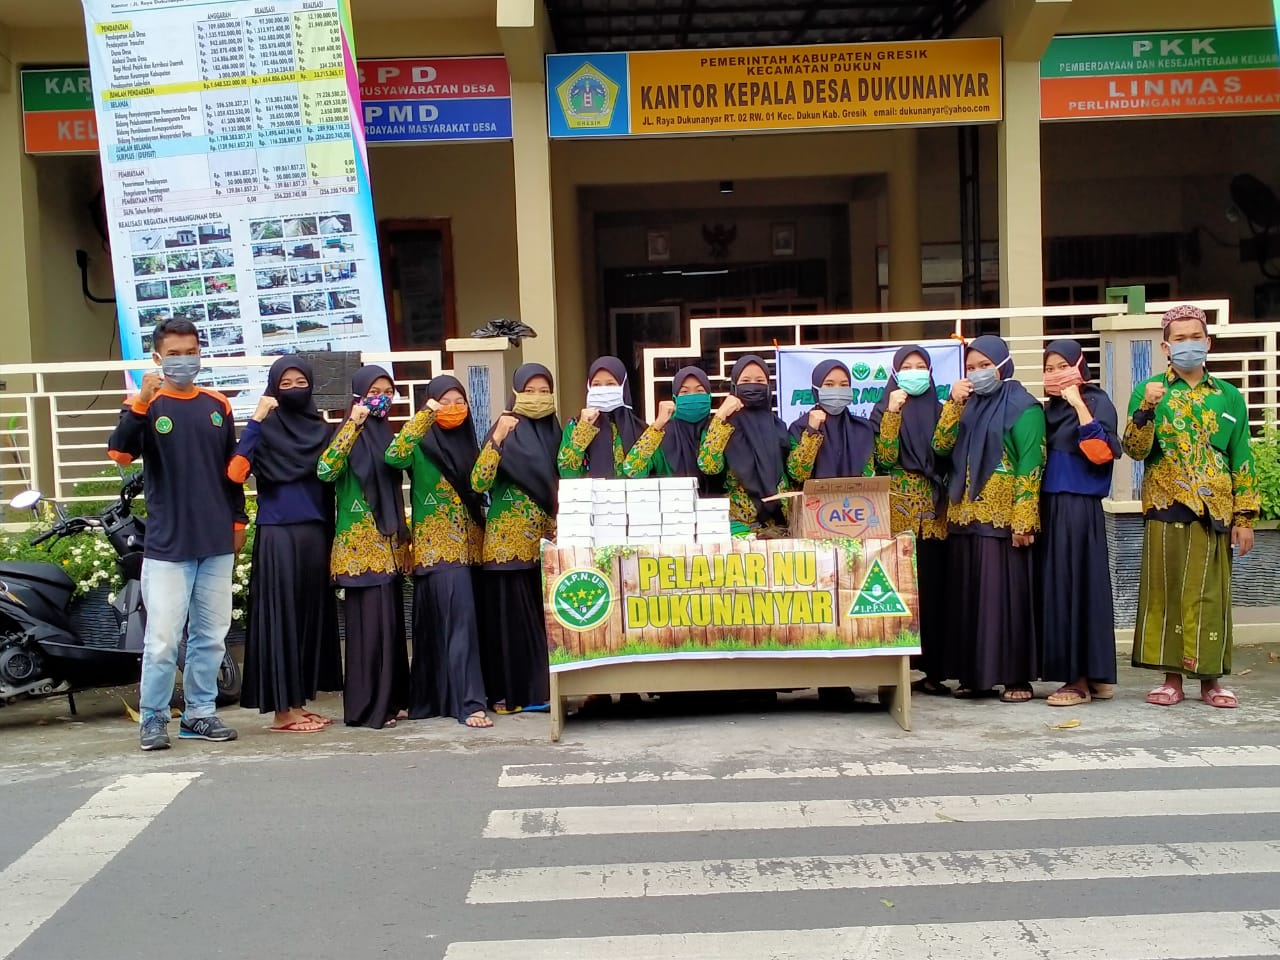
top-left (0, 495), bottom-right (257, 624)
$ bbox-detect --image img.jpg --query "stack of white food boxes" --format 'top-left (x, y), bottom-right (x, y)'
top-left (554, 478), bottom-right (732, 547)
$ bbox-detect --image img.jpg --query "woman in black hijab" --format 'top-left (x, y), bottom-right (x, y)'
top-left (698, 355), bottom-right (792, 537)
top-left (558, 356), bottom-right (649, 478)
top-left (933, 335), bottom-right (1046, 702)
top-left (385, 375), bottom-right (491, 727)
top-left (317, 365), bottom-right (410, 729)
top-left (787, 359), bottom-right (877, 482)
top-left (869, 345), bottom-right (950, 694)
top-left (471, 363), bottom-right (560, 712)
top-left (231, 356), bottom-right (341, 732)
top-left (1037, 339), bottom-right (1120, 707)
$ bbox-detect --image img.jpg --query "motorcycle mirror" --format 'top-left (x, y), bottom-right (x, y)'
top-left (8, 490), bottom-right (43, 511)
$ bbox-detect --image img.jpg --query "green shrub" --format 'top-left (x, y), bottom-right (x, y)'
top-left (1253, 423), bottom-right (1280, 521)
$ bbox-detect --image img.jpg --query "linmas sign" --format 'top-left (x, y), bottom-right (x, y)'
top-left (546, 38), bottom-right (1002, 138)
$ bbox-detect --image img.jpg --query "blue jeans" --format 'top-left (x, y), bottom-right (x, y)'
top-left (138, 554), bottom-right (233, 723)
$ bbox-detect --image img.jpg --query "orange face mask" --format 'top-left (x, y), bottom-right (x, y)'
top-left (435, 403), bottom-right (468, 429)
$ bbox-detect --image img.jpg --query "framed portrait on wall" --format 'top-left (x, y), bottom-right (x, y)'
top-left (771, 222), bottom-right (796, 257)
top-left (646, 228), bottom-right (671, 263)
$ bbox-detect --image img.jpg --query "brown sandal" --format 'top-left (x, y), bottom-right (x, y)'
top-left (1047, 685), bottom-right (1091, 707)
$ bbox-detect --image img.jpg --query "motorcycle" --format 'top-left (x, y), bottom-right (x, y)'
top-left (0, 474), bottom-right (242, 712)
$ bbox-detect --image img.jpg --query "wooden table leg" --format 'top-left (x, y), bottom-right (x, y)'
top-left (549, 672), bottom-right (564, 742)
top-left (889, 654), bottom-right (912, 731)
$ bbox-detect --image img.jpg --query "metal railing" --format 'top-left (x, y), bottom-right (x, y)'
top-left (0, 349), bottom-right (445, 505)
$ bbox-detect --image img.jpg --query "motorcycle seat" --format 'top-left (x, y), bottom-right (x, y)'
top-left (0, 561), bottom-right (76, 593)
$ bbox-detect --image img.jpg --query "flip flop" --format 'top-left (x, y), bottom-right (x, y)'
top-left (1088, 683), bottom-right (1115, 701)
top-left (302, 711), bottom-right (334, 726)
top-left (522, 703), bottom-right (550, 713)
top-left (1201, 687), bottom-right (1238, 709)
top-left (462, 711), bottom-right (494, 728)
top-left (493, 704), bottom-right (523, 716)
top-left (1145, 684), bottom-right (1185, 706)
top-left (953, 687), bottom-right (999, 699)
top-left (1047, 686), bottom-right (1091, 707)
top-left (269, 719), bottom-right (325, 733)
top-left (1000, 685), bottom-right (1035, 704)
top-left (911, 678), bottom-right (953, 697)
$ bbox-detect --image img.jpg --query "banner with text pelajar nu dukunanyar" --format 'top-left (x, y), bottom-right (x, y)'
top-left (541, 538), bottom-right (921, 673)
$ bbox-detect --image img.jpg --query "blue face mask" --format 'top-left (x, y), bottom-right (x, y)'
top-left (895, 369), bottom-right (932, 397)
top-left (969, 367), bottom-right (1001, 396)
top-left (586, 384), bottom-right (625, 413)
top-left (1168, 340), bottom-right (1208, 372)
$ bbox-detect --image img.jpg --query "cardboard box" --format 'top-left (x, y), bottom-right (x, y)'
top-left (782, 476), bottom-right (893, 541)
top-left (627, 478), bottom-right (662, 491)
top-left (697, 497), bottom-right (732, 514)
top-left (558, 479), bottom-right (594, 502)
top-left (659, 476), bottom-right (698, 491)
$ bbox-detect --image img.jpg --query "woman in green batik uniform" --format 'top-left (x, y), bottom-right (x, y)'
top-left (317, 365), bottom-right (410, 729)
top-left (870, 345), bottom-right (951, 695)
top-left (697, 355), bottom-right (792, 538)
top-left (385, 375), bottom-right (492, 729)
top-left (1123, 304), bottom-right (1259, 709)
top-left (933, 335), bottom-right (1046, 703)
top-left (785, 358), bottom-right (880, 485)
top-left (470, 363), bottom-right (560, 713)
top-left (559, 356), bottom-right (667, 479)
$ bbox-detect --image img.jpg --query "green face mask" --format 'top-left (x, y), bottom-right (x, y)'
top-left (673, 393), bottom-right (712, 422)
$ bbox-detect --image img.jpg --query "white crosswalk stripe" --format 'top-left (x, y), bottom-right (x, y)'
top-left (454, 747), bottom-right (1280, 959)
top-left (0, 772), bottom-right (200, 960)
top-left (444, 908), bottom-right (1280, 960)
top-left (498, 744), bottom-right (1280, 787)
top-left (483, 786), bottom-right (1280, 838)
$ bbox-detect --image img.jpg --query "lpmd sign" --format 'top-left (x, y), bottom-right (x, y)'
top-left (358, 57), bottom-right (512, 143)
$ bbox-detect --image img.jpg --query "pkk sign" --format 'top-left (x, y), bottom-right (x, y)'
top-left (541, 537), bottom-right (921, 672)
top-left (1041, 28), bottom-right (1280, 120)
top-left (546, 38), bottom-right (1002, 139)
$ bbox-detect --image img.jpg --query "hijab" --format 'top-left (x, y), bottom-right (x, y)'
top-left (947, 335), bottom-right (1038, 505)
top-left (1043, 339), bottom-right (1121, 456)
top-left (869, 345), bottom-right (946, 492)
top-left (788, 359), bottom-right (876, 478)
top-left (253, 356), bottom-right (331, 484)
top-left (723, 354), bottom-right (791, 526)
top-left (420, 375), bottom-right (487, 526)
top-left (663, 366), bottom-right (712, 479)
top-left (584, 356), bottom-right (646, 479)
top-left (344, 365), bottom-right (408, 540)
top-left (487, 362), bottom-right (561, 515)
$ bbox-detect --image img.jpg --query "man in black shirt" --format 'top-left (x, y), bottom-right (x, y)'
top-left (108, 318), bottom-right (247, 750)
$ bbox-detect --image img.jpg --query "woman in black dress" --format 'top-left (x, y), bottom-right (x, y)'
top-left (231, 356), bottom-right (341, 732)
top-left (1037, 339), bottom-right (1120, 706)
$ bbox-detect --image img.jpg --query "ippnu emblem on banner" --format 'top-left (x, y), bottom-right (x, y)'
top-left (847, 558), bottom-right (909, 618)
top-left (551, 567), bottom-right (614, 631)
top-left (557, 63), bottom-right (618, 128)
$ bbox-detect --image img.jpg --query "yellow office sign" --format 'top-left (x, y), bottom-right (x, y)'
top-left (546, 38), bottom-right (1002, 138)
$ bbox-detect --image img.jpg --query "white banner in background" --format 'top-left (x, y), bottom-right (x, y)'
top-left (82, 0), bottom-right (390, 406)
top-left (775, 341), bottom-right (965, 426)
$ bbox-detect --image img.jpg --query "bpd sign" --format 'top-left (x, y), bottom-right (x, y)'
top-left (358, 57), bottom-right (513, 143)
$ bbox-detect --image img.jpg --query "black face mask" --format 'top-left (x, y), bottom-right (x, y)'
top-left (277, 387), bottom-right (312, 412)
top-left (735, 383), bottom-right (770, 409)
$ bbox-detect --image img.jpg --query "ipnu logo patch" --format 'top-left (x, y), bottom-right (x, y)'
top-left (550, 567), bottom-right (614, 632)
top-left (154, 416), bottom-right (174, 435)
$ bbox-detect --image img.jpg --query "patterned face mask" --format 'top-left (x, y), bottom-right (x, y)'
top-left (362, 393), bottom-right (392, 418)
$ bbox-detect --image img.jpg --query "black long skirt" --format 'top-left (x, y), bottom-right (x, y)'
top-left (242, 522), bottom-right (333, 714)
top-left (342, 580), bottom-right (409, 728)
top-left (915, 537), bottom-right (950, 681)
top-left (1037, 493), bottom-right (1117, 684)
top-left (478, 567), bottom-right (549, 710)
top-left (409, 568), bottom-right (488, 722)
top-left (945, 532), bottom-right (1038, 690)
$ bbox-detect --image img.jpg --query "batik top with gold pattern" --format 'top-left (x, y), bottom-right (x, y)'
top-left (1123, 368), bottom-right (1259, 532)
top-left (317, 420), bottom-right (409, 586)
top-left (471, 440), bottom-right (556, 571)
top-left (557, 420), bottom-right (672, 479)
top-left (932, 399), bottom-right (1046, 537)
top-left (875, 410), bottom-right (949, 541)
top-left (697, 417), bottom-right (792, 537)
top-left (384, 408), bottom-right (484, 574)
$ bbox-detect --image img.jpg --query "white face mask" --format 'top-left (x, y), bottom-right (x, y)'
top-left (586, 384), bottom-right (625, 412)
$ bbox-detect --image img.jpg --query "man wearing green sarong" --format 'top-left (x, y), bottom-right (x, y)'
top-left (1123, 304), bottom-right (1259, 709)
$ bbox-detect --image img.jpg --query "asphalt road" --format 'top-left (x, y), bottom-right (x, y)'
top-left (3, 647), bottom-right (1280, 960)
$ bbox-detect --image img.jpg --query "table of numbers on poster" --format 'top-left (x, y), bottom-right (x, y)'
top-left (98, 4), bottom-right (357, 210)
